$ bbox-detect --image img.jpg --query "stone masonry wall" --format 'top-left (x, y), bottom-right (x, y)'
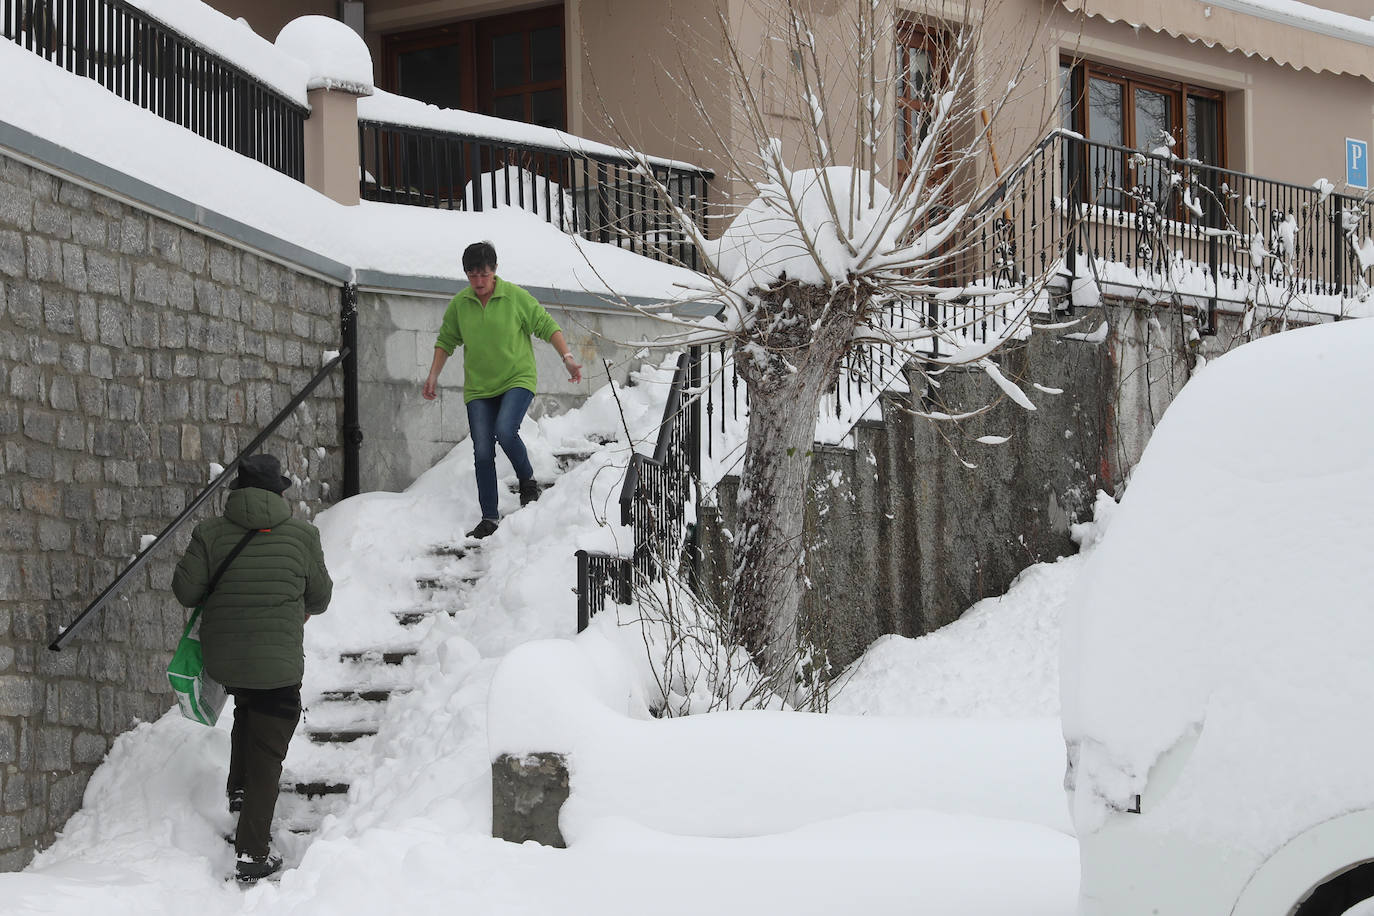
top-left (0, 150), bottom-right (344, 870)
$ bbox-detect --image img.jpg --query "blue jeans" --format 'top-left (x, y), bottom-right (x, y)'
top-left (466, 387), bottom-right (534, 520)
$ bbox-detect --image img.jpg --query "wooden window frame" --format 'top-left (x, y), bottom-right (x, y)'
top-left (381, 4), bottom-right (565, 128)
top-left (1061, 57), bottom-right (1227, 167)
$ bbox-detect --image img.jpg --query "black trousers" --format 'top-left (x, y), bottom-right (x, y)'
top-left (226, 685), bottom-right (301, 858)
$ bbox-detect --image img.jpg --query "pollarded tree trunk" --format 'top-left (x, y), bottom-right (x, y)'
top-left (730, 275), bottom-right (868, 688)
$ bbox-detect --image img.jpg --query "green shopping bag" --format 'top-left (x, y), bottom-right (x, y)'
top-left (167, 605), bottom-right (228, 726)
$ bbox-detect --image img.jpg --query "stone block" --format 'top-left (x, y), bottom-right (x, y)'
top-left (181, 233), bottom-right (207, 274)
top-left (119, 215), bottom-right (147, 254)
top-left (127, 308), bottom-right (159, 348)
top-left (58, 681), bottom-right (98, 729)
top-left (37, 729), bottom-right (71, 773)
top-left (0, 675), bottom-right (38, 716)
top-left (32, 202), bottom-right (70, 240)
top-left (113, 352), bottom-right (144, 379)
top-left (0, 229), bottom-right (24, 278)
top-left (73, 732), bottom-right (107, 765)
top-left (43, 288), bottom-right (76, 334)
top-left (6, 281), bottom-right (40, 328)
top-left (107, 384), bottom-right (140, 421)
top-left (21, 481), bottom-right (60, 516)
top-left (62, 487), bottom-right (92, 520)
top-left (24, 235), bottom-right (49, 281)
top-left (56, 415), bottom-right (83, 451)
top-left (88, 346), bottom-right (113, 380)
top-left (7, 363), bottom-right (41, 402)
top-left (0, 183), bottom-right (33, 230)
top-left (21, 408), bottom-right (57, 444)
top-left (85, 250), bottom-right (119, 295)
top-left (48, 773), bottom-right (84, 825)
top-left (91, 422), bottom-right (120, 458)
top-left (48, 376), bottom-right (77, 411)
top-left (0, 722), bottom-right (13, 765)
top-left (169, 272), bottom-right (194, 312)
top-left (98, 299), bottom-right (127, 346)
top-left (29, 335), bottom-right (59, 366)
top-left (0, 558), bottom-right (24, 599)
top-left (0, 815), bottom-right (18, 849)
top-left (23, 447), bottom-right (52, 480)
top-left (104, 460), bottom-right (138, 488)
top-left (491, 752), bottom-right (569, 848)
top-left (76, 294), bottom-right (98, 340)
top-left (37, 518), bottom-right (71, 551)
top-left (70, 213), bottom-right (105, 247)
top-left (0, 403), bottom-right (17, 436)
top-left (1, 769), bottom-right (21, 811)
top-left (61, 242), bottom-right (87, 291)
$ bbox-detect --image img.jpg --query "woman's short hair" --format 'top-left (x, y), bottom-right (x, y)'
top-left (462, 241), bottom-right (498, 273)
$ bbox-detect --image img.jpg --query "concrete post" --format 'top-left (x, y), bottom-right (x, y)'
top-left (304, 86), bottom-right (364, 206)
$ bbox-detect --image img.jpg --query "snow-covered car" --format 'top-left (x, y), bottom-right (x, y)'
top-left (1060, 318), bottom-right (1374, 916)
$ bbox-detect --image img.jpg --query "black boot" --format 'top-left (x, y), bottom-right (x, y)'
top-left (236, 851), bottom-right (282, 884)
top-left (519, 479), bottom-right (541, 506)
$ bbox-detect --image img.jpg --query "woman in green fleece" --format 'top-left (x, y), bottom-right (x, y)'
top-left (421, 241), bottom-right (583, 539)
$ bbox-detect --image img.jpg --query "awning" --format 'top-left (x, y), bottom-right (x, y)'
top-left (1060, 0), bottom-right (1374, 82)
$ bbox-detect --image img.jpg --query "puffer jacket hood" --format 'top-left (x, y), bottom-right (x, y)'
top-left (224, 487), bottom-right (293, 531)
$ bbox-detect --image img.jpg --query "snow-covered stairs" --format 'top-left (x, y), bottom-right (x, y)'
top-left (269, 446), bottom-right (596, 859)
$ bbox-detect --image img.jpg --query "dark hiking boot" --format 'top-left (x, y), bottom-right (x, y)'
top-left (228, 789), bottom-right (244, 813)
top-left (466, 518), bottom-right (499, 540)
top-left (235, 852), bottom-right (282, 884)
top-left (519, 479), bottom-right (541, 506)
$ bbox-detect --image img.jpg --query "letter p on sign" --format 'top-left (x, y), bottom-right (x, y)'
top-left (1349, 138), bottom-right (1369, 189)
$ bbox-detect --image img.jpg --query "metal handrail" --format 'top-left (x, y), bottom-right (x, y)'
top-left (49, 347), bottom-right (349, 651)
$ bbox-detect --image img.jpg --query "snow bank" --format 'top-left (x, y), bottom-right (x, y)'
top-left (1061, 317), bottom-right (1374, 858)
top-left (486, 633), bottom-right (1072, 840)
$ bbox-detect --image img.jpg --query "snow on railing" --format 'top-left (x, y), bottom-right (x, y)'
top-left (2, 0), bottom-right (309, 179)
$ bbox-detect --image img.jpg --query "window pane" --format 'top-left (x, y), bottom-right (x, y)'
top-left (398, 45), bottom-right (464, 109)
top-left (1059, 63), bottom-right (1073, 132)
top-left (530, 26), bottom-right (562, 84)
top-left (1134, 87), bottom-right (1172, 152)
top-left (1087, 78), bottom-right (1123, 145)
top-left (530, 88), bottom-right (564, 130)
top-left (490, 94), bottom-right (524, 121)
top-left (492, 33), bottom-right (525, 90)
top-left (908, 48), bottom-right (931, 99)
top-left (1188, 95), bottom-right (1220, 165)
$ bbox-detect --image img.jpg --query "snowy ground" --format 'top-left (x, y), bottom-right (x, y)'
top-left (0, 360), bottom-right (1091, 915)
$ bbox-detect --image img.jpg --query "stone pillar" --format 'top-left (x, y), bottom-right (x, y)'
top-left (491, 752), bottom-right (569, 847)
top-left (303, 86), bottom-right (365, 207)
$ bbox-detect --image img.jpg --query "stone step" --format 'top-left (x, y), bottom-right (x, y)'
top-left (415, 573), bottom-right (482, 591)
top-left (317, 688), bottom-right (401, 703)
top-left (393, 606), bottom-right (461, 626)
top-left (284, 780), bottom-right (350, 798)
top-left (305, 727), bottom-right (377, 744)
top-left (337, 648), bottom-right (417, 665)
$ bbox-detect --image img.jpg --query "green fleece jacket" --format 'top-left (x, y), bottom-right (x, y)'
top-left (172, 488), bottom-right (332, 690)
top-left (434, 278), bottom-right (561, 403)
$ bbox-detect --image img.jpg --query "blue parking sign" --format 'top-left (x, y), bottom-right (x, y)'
top-left (1349, 138), bottom-right (1369, 189)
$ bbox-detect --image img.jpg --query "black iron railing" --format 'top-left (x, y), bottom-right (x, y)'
top-left (575, 349), bottom-right (701, 630)
top-left (3, 0), bottom-right (306, 180)
top-left (359, 119), bottom-right (711, 269)
top-left (49, 348), bottom-right (348, 651)
top-left (978, 131), bottom-right (1374, 317)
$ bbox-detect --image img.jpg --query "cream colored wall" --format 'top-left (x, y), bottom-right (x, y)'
top-left (206, 0), bottom-right (333, 42)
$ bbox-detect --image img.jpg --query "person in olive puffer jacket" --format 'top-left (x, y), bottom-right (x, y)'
top-left (172, 453), bottom-right (331, 884)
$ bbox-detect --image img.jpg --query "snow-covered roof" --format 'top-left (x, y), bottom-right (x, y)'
top-left (1062, 0), bottom-right (1374, 81)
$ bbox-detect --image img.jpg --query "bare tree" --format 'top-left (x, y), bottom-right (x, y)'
top-left (584, 0), bottom-right (1065, 695)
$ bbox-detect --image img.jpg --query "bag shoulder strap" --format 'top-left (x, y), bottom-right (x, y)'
top-left (206, 526), bottom-right (267, 595)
